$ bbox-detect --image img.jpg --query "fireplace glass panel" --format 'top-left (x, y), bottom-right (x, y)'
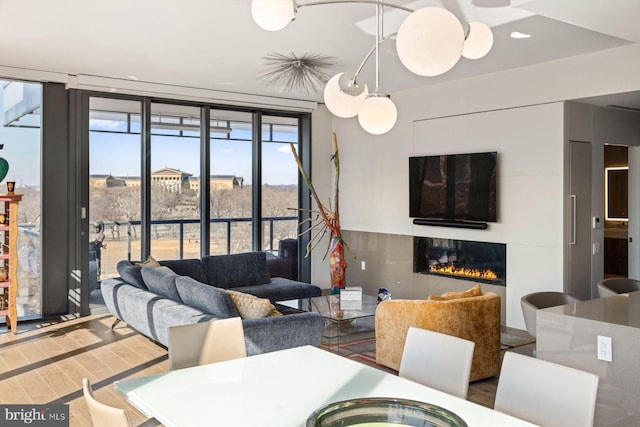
top-left (414, 237), bottom-right (506, 286)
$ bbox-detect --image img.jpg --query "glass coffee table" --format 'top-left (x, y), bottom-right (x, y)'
top-left (278, 293), bottom-right (378, 354)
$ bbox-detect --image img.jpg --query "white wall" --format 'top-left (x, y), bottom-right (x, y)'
top-left (410, 104), bottom-right (565, 328)
top-left (314, 43), bottom-right (640, 329)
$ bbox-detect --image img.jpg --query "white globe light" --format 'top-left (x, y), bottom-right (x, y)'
top-left (324, 73), bottom-right (368, 119)
top-left (358, 95), bottom-right (397, 135)
top-left (396, 7), bottom-right (465, 76)
top-left (251, 0), bottom-right (295, 31)
top-left (462, 22), bottom-right (494, 59)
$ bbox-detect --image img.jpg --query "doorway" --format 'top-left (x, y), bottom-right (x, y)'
top-left (603, 144), bottom-right (628, 278)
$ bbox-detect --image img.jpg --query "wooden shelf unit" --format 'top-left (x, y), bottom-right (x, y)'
top-left (0, 194), bottom-right (22, 333)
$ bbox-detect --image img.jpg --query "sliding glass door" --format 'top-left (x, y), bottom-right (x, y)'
top-left (89, 98), bottom-right (143, 285)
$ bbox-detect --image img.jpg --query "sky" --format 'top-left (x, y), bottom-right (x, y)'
top-left (0, 127), bottom-right (40, 187)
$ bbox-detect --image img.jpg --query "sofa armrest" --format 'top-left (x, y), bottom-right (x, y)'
top-left (242, 312), bottom-right (325, 356)
top-left (375, 293), bottom-right (501, 381)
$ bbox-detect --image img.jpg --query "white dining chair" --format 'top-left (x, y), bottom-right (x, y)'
top-left (82, 378), bottom-right (131, 427)
top-left (398, 326), bottom-right (475, 399)
top-left (168, 317), bottom-right (247, 370)
top-left (494, 352), bottom-right (599, 427)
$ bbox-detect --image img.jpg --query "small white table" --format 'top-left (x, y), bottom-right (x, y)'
top-left (116, 345), bottom-right (536, 427)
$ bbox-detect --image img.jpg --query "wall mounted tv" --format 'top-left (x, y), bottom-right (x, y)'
top-left (409, 151), bottom-right (497, 223)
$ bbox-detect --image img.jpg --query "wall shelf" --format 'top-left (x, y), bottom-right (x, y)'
top-left (0, 194), bottom-right (22, 334)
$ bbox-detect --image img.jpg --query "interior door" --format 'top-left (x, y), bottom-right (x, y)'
top-left (568, 140), bottom-right (592, 300)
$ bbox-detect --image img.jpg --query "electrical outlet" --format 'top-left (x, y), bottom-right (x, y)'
top-left (592, 243), bottom-right (601, 255)
top-left (361, 261), bottom-right (366, 270)
top-left (597, 335), bottom-right (612, 362)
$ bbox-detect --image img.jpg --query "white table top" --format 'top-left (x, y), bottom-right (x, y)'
top-left (115, 345), bottom-right (536, 427)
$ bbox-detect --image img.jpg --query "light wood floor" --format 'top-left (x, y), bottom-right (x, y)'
top-left (0, 314), bottom-right (535, 427)
top-left (0, 315), bottom-right (166, 427)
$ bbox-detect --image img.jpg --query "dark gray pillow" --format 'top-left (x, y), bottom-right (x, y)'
top-left (141, 266), bottom-right (181, 302)
top-left (116, 260), bottom-right (146, 289)
top-left (175, 276), bottom-right (239, 318)
top-left (202, 252), bottom-right (272, 289)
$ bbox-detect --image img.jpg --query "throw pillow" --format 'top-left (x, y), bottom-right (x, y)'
top-left (141, 266), bottom-right (181, 302)
top-left (428, 284), bottom-right (482, 301)
top-left (116, 260), bottom-right (146, 289)
top-left (135, 255), bottom-right (161, 268)
top-left (226, 290), bottom-right (280, 319)
top-left (175, 276), bottom-right (239, 318)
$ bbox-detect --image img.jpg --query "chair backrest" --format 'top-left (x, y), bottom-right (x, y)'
top-left (398, 326), bottom-right (475, 399)
top-left (520, 291), bottom-right (580, 338)
top-left (82, 378), bottom-right (130, 427)
top-left (494, 352), bottom-right (599, 427)
top-left (168, 317), bottom-right (246, 370)
top-left (597, 277), bottom-right (640, 297)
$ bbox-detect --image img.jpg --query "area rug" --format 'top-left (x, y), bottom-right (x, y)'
top-left (500, 333), bottom-right (535, 350)
top-left (320, 328), bottom-right (535, 366)
top-left (320, 327), bottom-right (398, 375)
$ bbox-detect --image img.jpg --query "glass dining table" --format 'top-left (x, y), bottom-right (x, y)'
top-left (115, 345), bottom-right (537, 427)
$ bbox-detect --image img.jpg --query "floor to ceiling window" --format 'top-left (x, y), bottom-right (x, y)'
top-left (85, 95), bottom-right (310, 310)
top-left (89, 98), bottom-right (143, 286)
top-left (209, 109), bottom-right (253, 255)
top-left (0, 80), bottom-right (42, 319)
top-left (261, 116), bottom-right (300, 254)
top-left (150, 103), bottom-right (202, 260)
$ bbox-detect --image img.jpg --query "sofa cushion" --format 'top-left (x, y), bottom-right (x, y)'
top-left (232, 277), bottom-right (321, 303)
top-left (202, 252), bottom-right (271, 289)
top-left (141, 266), bottom-right (181, 302)
top-left (159, 258), bottom-right (208, 284)
top-left (428, 284), bottom-right (482, 301)
top-left (175, 276), bottom-right (239, 318)
top-left (226, 290), bottom-right (280, 319)
top-left (116, 260), bottom-right (147, 289)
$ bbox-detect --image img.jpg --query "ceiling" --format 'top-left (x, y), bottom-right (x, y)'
top-left (1, 0), bottom-right (639, 109)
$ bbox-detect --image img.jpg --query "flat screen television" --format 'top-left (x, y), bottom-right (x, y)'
top-left (409, 151), bottom-right (497, 223)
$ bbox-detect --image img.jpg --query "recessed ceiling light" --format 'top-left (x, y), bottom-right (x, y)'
top-left (510, 31), bottom-right (531, 39)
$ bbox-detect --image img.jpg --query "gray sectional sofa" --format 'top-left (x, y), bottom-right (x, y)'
top-left (101, 252), bottom-right (324, 355)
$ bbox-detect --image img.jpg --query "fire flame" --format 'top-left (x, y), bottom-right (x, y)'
top-left (430, 263), bottom-right (498, 280)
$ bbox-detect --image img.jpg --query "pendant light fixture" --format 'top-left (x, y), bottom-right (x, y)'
top-left (251, 0), bottom-right (494, 135)
top-left (357, 3), bottom-right (396, 135)
top-left (323, 72), bottom-right (368, 118)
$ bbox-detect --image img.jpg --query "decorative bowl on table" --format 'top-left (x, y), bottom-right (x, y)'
top-left (306, 397), bottom-right (468, 427)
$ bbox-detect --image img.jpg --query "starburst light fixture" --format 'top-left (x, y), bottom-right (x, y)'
top-left (251, 0), bottom-right (494, 135)
top-left (257, 52), bottom-right (336, 96)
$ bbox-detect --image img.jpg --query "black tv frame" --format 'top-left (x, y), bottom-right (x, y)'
top-left (409, 151), bottom-right (497, 228)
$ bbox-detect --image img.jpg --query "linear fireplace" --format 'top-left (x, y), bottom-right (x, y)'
top-left (414, 237), bottom-right (506, 286)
